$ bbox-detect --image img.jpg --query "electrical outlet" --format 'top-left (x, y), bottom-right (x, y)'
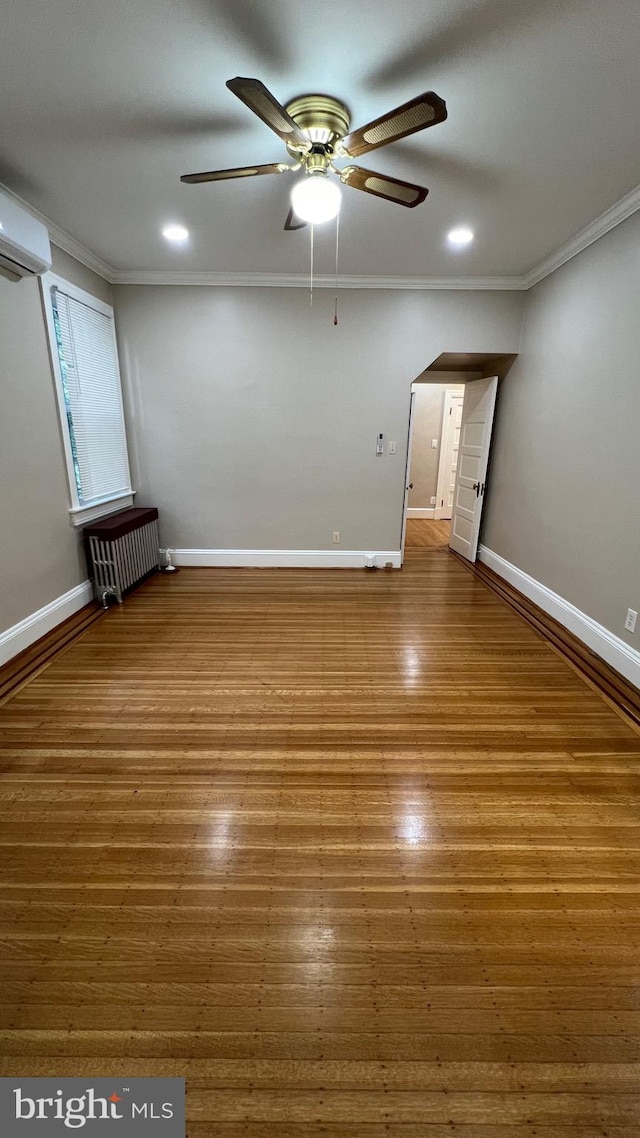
top-left (625, 608), bottom-right (638, 633)
top-left (431, 438), bottom-right (438, 449)
top-left (430, 496), bottom-right (436, 506)
top-left (389, 440), bottom-right (397, 454)
top-left (332, 531), bottom-right (341, 544)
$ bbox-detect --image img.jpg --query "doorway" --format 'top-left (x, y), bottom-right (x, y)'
top-left (403, 380), bottom-right (465, 552)
top-left (401, 358), bottom-right (514, 564)
top-left (404, 518), bottom-right (451, 550)
top-left (400, 355), bottom-right (514, 564)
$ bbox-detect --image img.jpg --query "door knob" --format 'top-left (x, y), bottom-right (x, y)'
top-left (472, 481), bottom-right (480, 497)
top-left (407, 483), bottom-right (413, 490)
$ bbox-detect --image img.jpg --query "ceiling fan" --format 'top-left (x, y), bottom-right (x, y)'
top-left (180, 77), bottom-right (447, 229)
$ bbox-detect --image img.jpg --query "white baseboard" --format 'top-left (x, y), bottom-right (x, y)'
top-left (407, 508), bottom-right (435, 519)
top-left (478, 545), bottom-right (640, 690)
top-left (0, 580), bottom-right (93, 668)
top-left (174, 549), bottom-right (402, 569)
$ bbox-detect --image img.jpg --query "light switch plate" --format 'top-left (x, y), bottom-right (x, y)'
top-left (389, 441), bottom-right (397, 454)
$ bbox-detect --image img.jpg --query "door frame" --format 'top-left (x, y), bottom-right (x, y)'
top-left (434, 388), bottom-right (464, 521)
top-left (399, 388), bottom-right (416, 565)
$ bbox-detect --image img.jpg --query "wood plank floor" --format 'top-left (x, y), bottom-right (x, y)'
top-left (405, 518), bottom-right (450, 549)
top-left (1, 547), bottom-right (640, 1136)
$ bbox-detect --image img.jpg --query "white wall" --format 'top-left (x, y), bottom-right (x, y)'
top-left (481, 209), bottom-right (640, 651)
top-left (0, 246), bottom-right (111, 638)
top-left (114, 286), bottom-right (523, 555)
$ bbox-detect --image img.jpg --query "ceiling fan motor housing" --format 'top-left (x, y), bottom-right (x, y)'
top-left (284, 95), bottom-right (351, 159)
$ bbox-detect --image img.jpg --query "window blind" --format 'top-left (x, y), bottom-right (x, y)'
top-left (51, 287), bottom-right (131, 506)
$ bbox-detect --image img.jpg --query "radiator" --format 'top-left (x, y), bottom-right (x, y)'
top-left (84, 507), bottom-right (160, 607)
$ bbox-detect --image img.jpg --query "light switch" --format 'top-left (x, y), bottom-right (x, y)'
top-left (431, 438), bottom-right (438, 449)
top-left (389, 441), bottom-right (397, 454)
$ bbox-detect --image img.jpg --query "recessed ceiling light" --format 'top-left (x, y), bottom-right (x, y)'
top-left (162, 224), bottom-right (189, 243)
top-left (447, 226), bottom-right (474, 247)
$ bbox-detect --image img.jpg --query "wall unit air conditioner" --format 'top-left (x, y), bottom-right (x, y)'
top-left (0, 189), bottom-right (51, 280)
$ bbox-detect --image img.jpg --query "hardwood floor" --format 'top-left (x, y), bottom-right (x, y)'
top-left (1, 548), bottom-right (639, 1136)
top-left (405, 518), bottom-right (450, 549)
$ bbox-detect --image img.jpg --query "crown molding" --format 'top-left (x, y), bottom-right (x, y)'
top-left (4, 179), bottom-right (640, 293)
top-left (111, 181), bottom-right (640, 290)
top-left (0, 182), bottom-right (115, 283)
top-left (110, 269), bottom-right (527, 289)
top-left (48, 229), bottom-right (114, 283)
top-left (524, 182), bottom-right (640, 289)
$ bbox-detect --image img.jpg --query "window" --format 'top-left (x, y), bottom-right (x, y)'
top-left (42, 273), bottom-right (134, 526)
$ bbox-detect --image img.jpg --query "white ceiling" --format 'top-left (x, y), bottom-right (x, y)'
top-left (1, 0), bottom-right (639, 280)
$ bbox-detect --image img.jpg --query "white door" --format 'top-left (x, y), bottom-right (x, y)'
top-left (449, 376), bottom-right (498, 562)
top-left (400, 390), bottom-right (416, 564)
top-left (435, 390), bottom-right (464, 520)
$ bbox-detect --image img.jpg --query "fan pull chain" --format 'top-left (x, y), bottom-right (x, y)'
top-left (333, 209), bottom-right (340, 325)
top-left (309, 223), bottom-right (314, 306)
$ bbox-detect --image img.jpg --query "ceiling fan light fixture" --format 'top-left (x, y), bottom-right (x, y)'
top-left (290, 174), bottom-right (341, 225)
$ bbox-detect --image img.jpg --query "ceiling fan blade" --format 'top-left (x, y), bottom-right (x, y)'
top-left (340, 166), bottom-right (428, 207)
top-left (226, 77), bottom-right (311, 151)
top-left (341, 92), bottom-right (447, 157)
top-left (284, 207), bottom-right (307, 231)
top-left (181, 163), bottom-right (286, 184)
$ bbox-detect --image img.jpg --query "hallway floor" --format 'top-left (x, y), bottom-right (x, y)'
top-left (405, 518), bottom-right (451, 550)
top-left (1, 548), bottom-right (639, 1135)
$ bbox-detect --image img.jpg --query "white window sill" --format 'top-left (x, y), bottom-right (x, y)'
top-left (69, 492), bottom-right (136, 528)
